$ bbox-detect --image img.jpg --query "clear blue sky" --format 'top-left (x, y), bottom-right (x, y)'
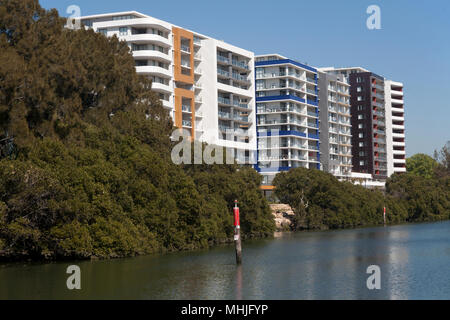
top-left (40, 0), bottom-right (450, 157)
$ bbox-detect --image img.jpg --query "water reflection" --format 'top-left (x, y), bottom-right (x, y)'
top-left (0, 221), bottom-right (449, 299)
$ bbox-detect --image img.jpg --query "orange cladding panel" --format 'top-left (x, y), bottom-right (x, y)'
top-left (172, 27), bottom-right (194, 84)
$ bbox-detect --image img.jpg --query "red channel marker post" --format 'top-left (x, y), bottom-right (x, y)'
top-left (234, 200), bottom-right (242, 265)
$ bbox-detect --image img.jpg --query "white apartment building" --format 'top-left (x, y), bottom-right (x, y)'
top-left (255, 54), bottom-right (320, 187)
top-left (317, 71), bottom-right (353, 178)
top-left (385, 80), bottom-right (406, 175)
top-left (80, 11), bottom-right (256, 163)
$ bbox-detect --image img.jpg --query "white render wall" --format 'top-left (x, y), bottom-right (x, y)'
top-left (385, 80), bottom-right (406, 175)
top-left (385, 80), bottom-right (395, 177)
top-left (80, 11), bottom-right (256, 157)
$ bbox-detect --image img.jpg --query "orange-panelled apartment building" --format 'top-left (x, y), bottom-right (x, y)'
top-left (81, 11), bottom-right (257, 164)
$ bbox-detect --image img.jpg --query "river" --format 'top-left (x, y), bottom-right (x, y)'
top-left (0, 221), bottom-right (449, 299)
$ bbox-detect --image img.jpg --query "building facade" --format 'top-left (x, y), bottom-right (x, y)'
top-left (255, 54), bottom-right (320, 186)
top-left (317, 71), bottom-right (353, 178)
top-left (321, 67), bottom-right (390, 181)
top-left (80, 11), bottom-right (256, 163)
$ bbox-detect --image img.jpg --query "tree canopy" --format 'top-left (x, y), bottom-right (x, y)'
top-left (406, 153), bottom-right (438, 179)
top-left (273, 148), bottom-right (450, 231)
top-left (0, 0), bottom-right (275, 260)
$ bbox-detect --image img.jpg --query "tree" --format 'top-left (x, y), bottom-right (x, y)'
top-left (406, 153), bottom-right (438, 179)
top-left (434, 141), bottom-right (450, 178)
top-left (0, 0), bottom-right (275, 261)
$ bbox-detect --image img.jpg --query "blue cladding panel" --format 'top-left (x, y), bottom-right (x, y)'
top-left (255, 59), bottom-right (317, 73)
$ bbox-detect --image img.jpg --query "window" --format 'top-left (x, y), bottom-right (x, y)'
top-left (132, 44), bottom-right (147, 51)
top-left (357, 105), bottom-right (364, 111)
top-left (356, 77), bottom-right (362, 83)
top-left (357, 87), bottom-right (362, 92)
top-left (98, 28), bottom-right (107, 36)
top-left (357, 96), bottom-right (363, 101)
top-left (83, 19), bottom-right (93, 27)
top-left (256, 68), bottom-right (264, 78)
top-left (256, 80), bottom-right (265, 90)
top-left (119, 27), bottom-right (128, 36)
top-left (112, 15), bottom-right (136, 21)
top-left (359, 142), bottom-right (365, 147)
top-left (359, 151), bottom-right (365, 156)
top-left (359, 133), bottom-right (364, 138)
top-left (358, 123), bottom-right (364, 129)
top-left (360, 160), bottom-right (365, 166)
top-left (358, 114), bottom-right (364, 120)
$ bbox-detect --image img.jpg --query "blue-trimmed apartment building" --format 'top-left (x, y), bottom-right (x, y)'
top-left (254, 54), bottom-right (321, 186)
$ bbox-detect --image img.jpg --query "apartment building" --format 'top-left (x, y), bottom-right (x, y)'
top-left (321, 67), bottom-right (407, 182)
top-left (80, 11), bottom-right (256, 163)
top-left (321, 67), bottom-right (389, 180)
top-left (385, 80), bottom-right (406, 175)
top-left (255, 54), bottom-right (320, 187)
top-left (317, 72), bottom-right (353, 178)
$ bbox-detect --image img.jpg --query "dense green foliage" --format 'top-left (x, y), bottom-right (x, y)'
top-left (0, 0), bottom-right (274, 260)
top-left (406, 153), bottom-right (438, 179)
top-left (273, 144), bottom-right (450, 231)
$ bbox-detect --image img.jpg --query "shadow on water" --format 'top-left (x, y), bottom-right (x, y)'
top-left (0, 221), bottom-right (449, 299)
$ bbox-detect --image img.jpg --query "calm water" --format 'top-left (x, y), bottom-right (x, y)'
top-left (1, 221), bottom-right (449, 299)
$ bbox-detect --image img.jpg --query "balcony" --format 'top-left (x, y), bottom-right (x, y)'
top-left (193, 36), bottom-right (202, 45)
top-left (180, 60), bottom-right (191, 69)
top-left (217, 55), bottom-right (230, 64)
top-left (233, 101), bottom-right (250, 109)
top-left (218, 111), bottom-right (232, 119)
top-left (182, 120), bottom-right (192, 128)
top-left (373, 111), bottom-right (385, 118)
top-left (123, 34), bottom-right (171, 47)
top-left (180, 45), bottom-right (191, 53)
top-left (194, 52), bottom-right (202, 60)
top-left (132, 50), bottom-right (171, 62)
top-left (232, 73), bottom-right (250, 83)
top-left (217, 69), bottom-right (230, 77)
top-left (232, 60), bottom-right (249, 70)
top-left (150, 82), bottom-right (171, 94)
top-left (218, 97), bottom-right (231, 105)
top-left (257, 107), bottom-right (288, 114)
top-left (182, 105), bottom-right (192, 113)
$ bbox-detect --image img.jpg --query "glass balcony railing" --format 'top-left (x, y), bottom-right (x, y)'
top-left (232, 60), bottom-right (249, 70)
top-left (218, 111), bottom-right (231, 119)
top-left (181, 45), bottom-right (190, 53)
top-left (193, 37), bottom-right (201, 45)
top-left (182, 120), bottom-right (192, 127)
top-left (232, 73), bottom-right (249, 82)
top-left (217, 55), bottom-right (230, 64)
top-left (182, 105), bottom-right (191, 112)
top-left (218, 97), bottom-right (230, 105)
top-left (181, 60), bottom-right (191, 68)
top-left (219, 125), bottom-right (232, 132)
top-left (233, 101), bottom-right (249, 109)
top-left (217, 69), bottom-right (230, 77)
